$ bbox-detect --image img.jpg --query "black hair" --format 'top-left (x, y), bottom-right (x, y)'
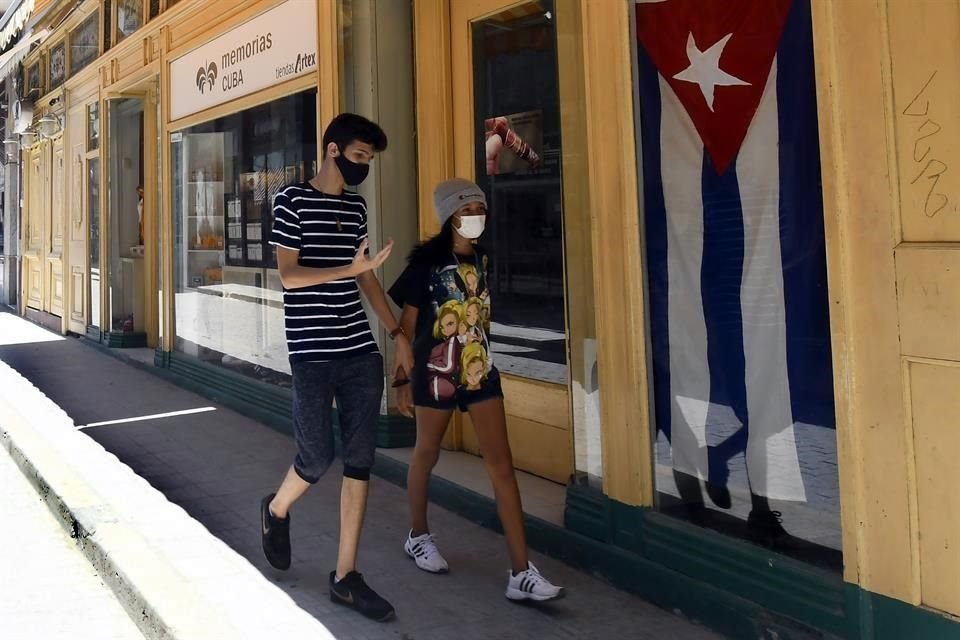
top-left (322, 113), bottom-right (388, 156)
top-left (408, 218), bottom-right (456, 266)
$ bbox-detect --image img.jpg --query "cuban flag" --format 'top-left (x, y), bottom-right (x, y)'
top-left (635, 0), bottom-right (835, 502)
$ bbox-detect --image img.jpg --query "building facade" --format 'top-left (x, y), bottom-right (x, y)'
top-left (8, 0), bottom-right (960, 638)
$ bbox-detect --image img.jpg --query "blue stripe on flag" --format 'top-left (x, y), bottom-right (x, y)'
top-left (700, 152), bottom-right (750, 486)
top-left (776, 0), bottom-right (836, 430)
top-left (636, 42), bottom-right (672, 443)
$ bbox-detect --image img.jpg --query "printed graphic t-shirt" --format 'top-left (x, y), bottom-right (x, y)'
top-left (389, 249), bottom-right (494, 403)
top-left (269, 182), bottom-right (378, 364)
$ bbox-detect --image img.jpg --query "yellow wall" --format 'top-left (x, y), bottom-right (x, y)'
top-left (813, 0), bottom-right (960, 615)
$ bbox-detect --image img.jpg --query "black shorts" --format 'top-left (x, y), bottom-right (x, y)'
top-left (413, 366), bottom-right (504, 413)
top-left (290, 353), bottom-right (384, 483)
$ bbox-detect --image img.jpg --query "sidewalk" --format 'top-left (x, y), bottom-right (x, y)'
top-left (0, 443), bottom-right (144, 640)
top-left (0, 312), bottom-right (720, 640)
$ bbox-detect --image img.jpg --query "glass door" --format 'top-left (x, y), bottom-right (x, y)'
top-left (105, 97), bottom-right (147, 346)
top-left (451, 0), bottom-right (577, 484)
top-left (87, 102), bottom-right (101, 333)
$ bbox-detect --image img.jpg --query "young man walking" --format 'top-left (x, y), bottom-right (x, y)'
top-left (261, 113), bottom-right (413, 622)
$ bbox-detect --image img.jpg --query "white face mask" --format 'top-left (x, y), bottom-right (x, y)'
top-left (456, 215), bottom-right (486, 239)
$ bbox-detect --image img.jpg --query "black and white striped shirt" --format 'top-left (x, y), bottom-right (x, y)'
top-left (269, 183), bottom-right (378, 363)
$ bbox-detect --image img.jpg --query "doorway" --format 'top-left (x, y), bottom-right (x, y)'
top-left (440, 0), bottom-right (578, 484)
top-left (105, 96), bottom-right (150, 348)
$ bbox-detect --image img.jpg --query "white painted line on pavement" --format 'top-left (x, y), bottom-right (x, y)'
top-left (77, 406), bottom-right (217, 429)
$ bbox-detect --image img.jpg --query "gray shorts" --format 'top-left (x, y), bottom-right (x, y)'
top-left (290, 353), bottom-right (384, 483)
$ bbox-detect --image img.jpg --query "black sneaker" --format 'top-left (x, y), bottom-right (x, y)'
top-left (260, 493), bottom-right (291, 570)
top-left (748, 509), bottom-right (788, 549)
top-left (329, 571), bottom-right (395, 622)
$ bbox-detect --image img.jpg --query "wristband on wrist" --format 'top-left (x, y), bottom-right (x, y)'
top-left (389, 326), bottom-right (405, 340)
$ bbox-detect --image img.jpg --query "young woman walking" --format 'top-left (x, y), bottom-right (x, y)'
top-left (388, 178), bottom-right (563, 602)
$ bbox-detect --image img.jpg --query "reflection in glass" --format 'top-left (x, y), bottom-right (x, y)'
top-left (172, 91), bottom-right (317, 387)
top-left (27, 63), bottom-right (40, 95)
top-left (70, 11), bottom-right (100, 76)
top-left (107, 98), bottom-right (145, 338)
top-left (88, 158), bottom-right (101, 329)
top-left (49, 42), bottom-right (66, 89)
top-left (117, 0), bottom-right (143, 41)
top-left (471, 0), bottom-right (567, 385)
top-left (634, 0), bottom-right (840, 570)
top-left (103, 0), bottom-right (112, 51)
top-left (88, 103), bottom-right (100, 151)
top-left (155, 97), bottom-right (164, 343)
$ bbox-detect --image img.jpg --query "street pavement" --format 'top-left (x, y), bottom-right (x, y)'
top-left (0, 311), bottom-right (721, 640)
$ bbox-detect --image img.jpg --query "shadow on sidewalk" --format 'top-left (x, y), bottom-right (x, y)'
top-left (0, 322), bottom-right (717, 640)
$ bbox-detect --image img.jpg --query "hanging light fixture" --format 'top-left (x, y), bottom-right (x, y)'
top-left (19, 129), bottom-right (37, 147)
top-left (36, 113), bottom-right (62, 139)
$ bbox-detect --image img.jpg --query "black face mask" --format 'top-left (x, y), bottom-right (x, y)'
top-left (335, 148), bottom-right (370, 186)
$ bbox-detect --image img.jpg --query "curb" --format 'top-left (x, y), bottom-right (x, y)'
top-left (0, 359), bottom-right (335, 640)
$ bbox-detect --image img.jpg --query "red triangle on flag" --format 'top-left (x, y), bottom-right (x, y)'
top-left (636, 0), bottom-right (792, 175)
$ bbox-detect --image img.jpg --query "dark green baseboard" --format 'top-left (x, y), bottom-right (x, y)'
top-left (85, 326), bottom-right (102, 342)
top-left (166, 352), bottom-right (293, 433)
top-left (77, 340), bottom-right (960, 640)
top-left (104, 331), bottom-right (147, 348)
top-left (857, 588), bottom-right (960, 640)
top-left (377, 414), bottom-right (417, 448)
top-left (565, 480), bottom-right (846, 637)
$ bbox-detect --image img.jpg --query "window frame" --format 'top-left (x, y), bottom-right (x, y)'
top-left (112, 0), bottom-right (150, 44)
top-left (47, 39), bottom-right (67, 89)
top-left (68, 8), bottom-right (102, 76)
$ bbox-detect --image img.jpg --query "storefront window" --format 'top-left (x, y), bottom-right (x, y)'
top-left (88, 102), bottom-right (100, 151)
top-left (470, 2), bottom-right (567, 385)
top-left (117, 0), bottom-right (143, 42)
top-left (172, 90), bottom-right (317, 386)
top-left (89, 158), bottom-right (101, 329)
top-left (634, 0), bottom-right (840, 570)
top-left (155, 96), bottom-right (163, 344)
top-left (70, 11), bottom-right (100, 76)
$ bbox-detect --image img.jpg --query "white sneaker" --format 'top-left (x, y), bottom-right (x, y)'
top-left (506, 562), bottom-right (564, 602)
top-left (404, 530), bottom-right (449, 574)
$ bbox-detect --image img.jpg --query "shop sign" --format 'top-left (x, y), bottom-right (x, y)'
top-left (169, 0), bottom-right (317, 121)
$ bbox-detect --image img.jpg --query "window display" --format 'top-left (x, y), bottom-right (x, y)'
top-left (634, 0), bottom-right (840, 571)
top-left (173, 90), bottom-right (317, 386)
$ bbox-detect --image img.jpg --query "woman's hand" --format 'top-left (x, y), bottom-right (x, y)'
top-left (393, 334), bottom-right (414, 381)
top-left (397, 383), bottom-right (415, 418)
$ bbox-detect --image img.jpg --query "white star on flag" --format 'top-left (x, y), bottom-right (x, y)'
top-left (673, 33), bottom-right (750, 111)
